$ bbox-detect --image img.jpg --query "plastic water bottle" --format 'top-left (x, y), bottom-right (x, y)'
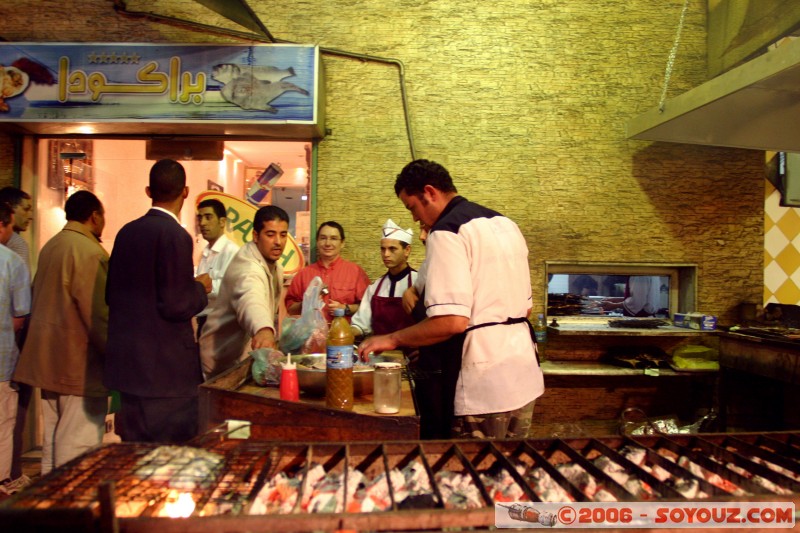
top-left (533, 313), bottom-right (547, 362)
top-left (326, 308), bottom-right (354, 410)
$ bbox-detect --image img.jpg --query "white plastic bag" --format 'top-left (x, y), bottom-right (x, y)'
top-left (279, 276), bottom-right (328, 353)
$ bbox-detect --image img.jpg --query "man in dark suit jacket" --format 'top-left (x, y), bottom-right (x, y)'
top-left (104, 159), bottom-right (211, 443)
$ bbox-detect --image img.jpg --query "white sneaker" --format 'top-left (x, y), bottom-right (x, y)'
top-left (3, 474), bottom-right (32, 494)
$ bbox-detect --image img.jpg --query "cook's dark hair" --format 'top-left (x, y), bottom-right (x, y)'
top-left (0, 186), bottom-right (31, 208)
top-left (0, 202), bottom-right (12, 226)
top-left (254, 205), bottom-right (289, 233)
top-left (149, 159), bottom-right (186, 202)
top-left (198, 198), bottom-right (227, 219)
top-left (394, 159), bottom-right (457, 197)
top-left (316, 220), bottom-right (345, 241)
top-left (65, 190), bottom-right (102, 223)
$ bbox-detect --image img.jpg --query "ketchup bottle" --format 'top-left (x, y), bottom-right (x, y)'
top-left (280, 353), bottom-right (300, 401)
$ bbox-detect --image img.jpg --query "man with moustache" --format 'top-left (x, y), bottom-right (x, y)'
top-left (14, 191), bottom-right (109, 475)
top-left (194, 198), bottom-right (239, 337)
top-left (199, 206), bottom-right (290, 379)
top-left (105, 159), bottom-right (211, 443)
top-left (359, 159), bottom-right (544, 439)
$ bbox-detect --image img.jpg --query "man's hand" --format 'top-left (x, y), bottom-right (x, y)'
top-left (402, 286), bottom-right (419, 315)
top-left (196, 273), bottom-right (212, 294)
top-left (358, 333), bottom-right (398, 361)
top-left (251, 327), bottom-right (277, 350)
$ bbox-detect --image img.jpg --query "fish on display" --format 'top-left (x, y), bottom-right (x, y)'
top-left (211, 63), bottom-right (309, 113)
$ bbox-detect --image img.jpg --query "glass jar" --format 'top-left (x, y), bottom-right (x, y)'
top-left (373, 362), bottom-right (402, 414)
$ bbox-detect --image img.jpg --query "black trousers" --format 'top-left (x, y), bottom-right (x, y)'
top-left (117, 394), bottom-right (199, 444)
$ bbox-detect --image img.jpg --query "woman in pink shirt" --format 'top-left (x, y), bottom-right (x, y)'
top-left (285, 221), bottom-right (369, 323)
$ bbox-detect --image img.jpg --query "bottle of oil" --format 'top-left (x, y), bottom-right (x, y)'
top-left (326, 308), bottom-right (354, 410)
top-left (533, 313), bottom-right (547, 363)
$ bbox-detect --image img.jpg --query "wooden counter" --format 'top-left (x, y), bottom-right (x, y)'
top-left (199, 357), bottom-right (419, 442)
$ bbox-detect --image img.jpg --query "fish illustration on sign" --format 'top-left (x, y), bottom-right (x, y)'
top-left (211, 63), bottom-right (309, 113)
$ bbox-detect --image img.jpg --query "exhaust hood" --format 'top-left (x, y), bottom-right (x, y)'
top-left (627, 36), bottom-right (800, 152)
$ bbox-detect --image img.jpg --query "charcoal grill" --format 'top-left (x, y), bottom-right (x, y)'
top-left (1, 431), bottom-right (799, 532)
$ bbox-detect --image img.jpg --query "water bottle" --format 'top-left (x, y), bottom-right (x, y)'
top-left (533, 313), bottom-right (547, 362)
top-left (326, 308), bottom-right (354, 410)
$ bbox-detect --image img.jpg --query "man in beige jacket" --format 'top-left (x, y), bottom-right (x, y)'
top-left (199, 206), bottom-right (289, 380)
top-left (14, 191), bottom-right (109, 475)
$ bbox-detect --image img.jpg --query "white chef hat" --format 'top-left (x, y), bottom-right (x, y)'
top-left (381, 219), bottom-right (413, 244)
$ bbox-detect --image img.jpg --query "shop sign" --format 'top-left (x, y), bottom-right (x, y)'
top-left (196, 191), bottom-right (305, 276)
top-left (0, 43), bottom-right (319, 124)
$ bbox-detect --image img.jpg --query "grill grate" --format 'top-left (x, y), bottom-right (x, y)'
top-left (1, 432), bottom-right (799, 531)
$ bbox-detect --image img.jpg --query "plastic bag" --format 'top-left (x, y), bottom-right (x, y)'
top-left (279, 276), bottom-right (329, 354)
top-left (251, 347), bottom-right (286, 386)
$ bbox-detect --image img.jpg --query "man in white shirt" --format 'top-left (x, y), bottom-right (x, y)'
top-left (195, 199), bottom-right (240, 337)
top-left (358, 159), bottom-right (544, 439)
top-left (0, 204), bottom-right (31, 495)
top-left (199, 206), bottom-right (289, 379)
top-left (351, 219), bottom-right (417, 340)
top-left (0, 186), bottom-right (32, 490)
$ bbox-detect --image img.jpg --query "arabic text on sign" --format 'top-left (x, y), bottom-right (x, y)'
top-left (58, 56), bottom-right (206, 104)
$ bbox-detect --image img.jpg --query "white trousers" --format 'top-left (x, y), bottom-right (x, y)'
top-left (40, 391), bottom-right (107, 476)
top-left (0, 381), bottom-right (18, 480)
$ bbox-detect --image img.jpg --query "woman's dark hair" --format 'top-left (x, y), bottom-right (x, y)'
top-left (316, 220), bottom-right (345, 241)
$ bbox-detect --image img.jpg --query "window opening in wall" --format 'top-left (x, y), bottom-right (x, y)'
top-left (545, 262), bottom-right (697, 321)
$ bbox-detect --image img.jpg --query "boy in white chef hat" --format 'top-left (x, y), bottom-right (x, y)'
top-left (381, 218), bottom-right (413, 244)
top-left (351, 219), bottom-right (418, 339)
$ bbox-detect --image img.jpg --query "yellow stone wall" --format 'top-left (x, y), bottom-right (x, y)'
top-left (0, 0), bottom-right (764, 324)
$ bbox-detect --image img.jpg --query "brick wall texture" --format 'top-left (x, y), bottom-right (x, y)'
top-left (0, 0), bottom-right (764, 324)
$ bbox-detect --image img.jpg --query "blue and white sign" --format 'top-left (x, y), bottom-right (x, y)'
top-left (0, 43), bottom-right (321, 126)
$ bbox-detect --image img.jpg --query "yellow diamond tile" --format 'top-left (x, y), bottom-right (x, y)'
top-left (773, 278), bottom-right (800, 304)
top-left (765, 188), bottom-right (786, 224)
top-left (764, 286), bottom-right (776, 305)
top-left (765, 249), bottom-right (774, 266)
top-left (776, 208), bottom-right (800, 237)
top-left (765, 215), bottom-right (775, 233)
top-left (775, 245), bottom-right (800, 274)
